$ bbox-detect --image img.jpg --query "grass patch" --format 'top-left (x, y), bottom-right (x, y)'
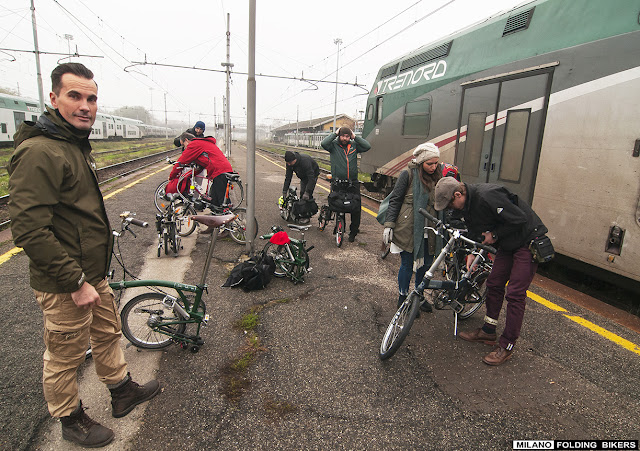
top-left (220, 332), bottom-right (267, 402)
top-left (234, 312), bottom-right (259, 331)
top-left (220, 298), bottom-right (291, 402)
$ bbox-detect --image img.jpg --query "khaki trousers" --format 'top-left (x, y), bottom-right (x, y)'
top-left (34, 278), bottom-right (128, 417)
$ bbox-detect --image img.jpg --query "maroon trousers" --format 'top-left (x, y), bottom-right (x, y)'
top-left (484, 246), bottom-right (538, 350)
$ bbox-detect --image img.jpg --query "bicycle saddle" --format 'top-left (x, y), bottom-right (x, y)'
top-left (288, 224), bottom-right (310, 232)
top-left (224, 172), bottom-right (241, 181)
top-left (191, 214), bottom-right (236, 228)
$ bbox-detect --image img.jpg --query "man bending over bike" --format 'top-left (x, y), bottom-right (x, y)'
top-left (167, 132), bottom-right (233, 208)
top-left (433, 177), bottom-right (548, 366)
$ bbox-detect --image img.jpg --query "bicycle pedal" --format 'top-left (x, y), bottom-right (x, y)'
top-left (203, 313), bottom-right (210, 324)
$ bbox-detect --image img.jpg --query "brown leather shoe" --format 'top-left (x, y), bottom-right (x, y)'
top-left (458, 328), bottom-right (497, 345)
top-left (110, 373), bottom-right (160, 418)
top-left (482, 346), bottom-right (513, 366)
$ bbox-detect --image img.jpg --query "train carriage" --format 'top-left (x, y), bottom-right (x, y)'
top-left (361, 0), bottom-right (640, 284)
top-left (90, 113), bottom-right (117, 140)
top-left (0, 94), bottom-right (42, 144)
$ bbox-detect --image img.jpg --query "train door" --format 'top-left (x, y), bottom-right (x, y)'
top-left (103, 122), bottom-right (107, 136)
top-left (13, 111), bottom-right (25, 133)
top-left (455, 68), bottom-right (553, 204)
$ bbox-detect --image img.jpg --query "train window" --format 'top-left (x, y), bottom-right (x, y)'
top-left (499, 109), bottom-right (530, 182)
top-left (1, 123), bottom-right (6, 133)
top-left (402, 99), bottom-right (431, 136)
top-left (367, 104), bottom-right (374, 121)
top-left (462, 112), bottom-right (487, 177)
top-left (375, 97), bottom-right (383, 125)
top-left (31, 115), bottom-right (37, 121)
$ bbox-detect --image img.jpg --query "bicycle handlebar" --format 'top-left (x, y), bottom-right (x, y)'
top-left (125, 217), bottom-right (149, 228)
top-left (418, 208), bottom-right (496, 254)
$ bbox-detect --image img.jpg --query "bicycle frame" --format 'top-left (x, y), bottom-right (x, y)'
top-left (261, 225), bottom-right (313, 284)
top-left (379, 208), bottom-right (496, 360)
top-left (111, 213), bottom-right (234, 352)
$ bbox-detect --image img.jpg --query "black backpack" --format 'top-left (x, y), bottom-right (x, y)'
top-left (222, 253), bottom-right (276, 292)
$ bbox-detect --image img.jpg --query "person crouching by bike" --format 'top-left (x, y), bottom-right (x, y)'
top-left (282, 150), bottom-right (320, 223)
top-left (167, 132), bottom-right (233, 209)
top-left (382, 143), bottom-right (454, 311)
top-left (433, 178), bottom-right (548, 366)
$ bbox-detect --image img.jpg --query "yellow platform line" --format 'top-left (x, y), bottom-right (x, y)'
top-left (0, 165), bottom-right (171, 266)
top-left (564, 315), bottom-right (640, 356)
top-left (527, 290), bottom-right (567, 312)
top-left (0, 246), bottom-right (23, 265)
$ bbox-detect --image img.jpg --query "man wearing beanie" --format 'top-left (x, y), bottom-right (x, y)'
top-left (282, 151), bottom-right (320, 201)
top-left (321, 126), bottom-right (371, 241)
top-left (433, 177), bottom-right (548, 366)
top-left (173, 120), bottom-right (206, 147)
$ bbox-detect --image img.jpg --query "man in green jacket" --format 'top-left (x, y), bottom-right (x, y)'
top-left (8, 63), bottom-right (159, 448)
top-left (321, 126), bottom-right (371, 241)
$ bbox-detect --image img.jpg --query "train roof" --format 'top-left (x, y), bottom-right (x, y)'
top-left (371, 0), bottom-right (640, 94)
top-left (0, 93), bottom-right (43, 113)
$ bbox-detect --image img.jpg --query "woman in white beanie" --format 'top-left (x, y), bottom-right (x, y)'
top-left (382, 142), bottom-right (448, 310)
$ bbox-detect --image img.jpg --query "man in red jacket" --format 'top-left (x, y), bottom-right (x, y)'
top-left (167, 132), bottom-right (233, 207)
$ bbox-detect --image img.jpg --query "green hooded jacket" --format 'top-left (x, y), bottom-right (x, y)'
top-left (8, 107), bottom-right (113, 293)
top-left (320, 133), bottom-right (371, 181)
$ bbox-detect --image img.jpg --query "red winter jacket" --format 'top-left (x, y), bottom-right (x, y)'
top-left (169, 137), bottom-right (232, 180)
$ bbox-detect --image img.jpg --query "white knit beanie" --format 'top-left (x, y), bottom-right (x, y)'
top-left (412, 142), bottom-right (440, 165)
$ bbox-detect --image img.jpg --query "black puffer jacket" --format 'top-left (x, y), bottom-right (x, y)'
top-left (463, 183), bottom-right (547, 251)
top-left (282, 152), bottom-right (320, 196)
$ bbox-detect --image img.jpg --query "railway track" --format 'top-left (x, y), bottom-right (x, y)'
top-left (0, 147), bottom-right (181, 228)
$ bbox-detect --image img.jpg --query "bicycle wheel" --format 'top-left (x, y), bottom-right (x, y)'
top-left (228, 208), bottom-right (259, 244)
top-left (121, 292), bottom-right (186, 349)
top-left (154, 180), bottom-right (170, 212)
top-left (379, 292), bottom-right (421, 360)
top-left (225, 179), bottom-right (244, 211)
top-left (335, 215), bottom-right (344, 248)
top-left (175, 203), bottom-right (197, 237)
top-left (458, 270), bottom-right (489, 320)
top-left (169, 223), bottom-right (179, 255)
top-left (263, 242), bottom-right (293, 277)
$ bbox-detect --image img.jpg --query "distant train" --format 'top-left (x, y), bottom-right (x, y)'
top-left (359, 0), bottom-right (640, 285)
top-left (0, 93), bottom-right (175, 144)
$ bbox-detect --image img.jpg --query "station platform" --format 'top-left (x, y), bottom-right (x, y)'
top-left (1, 143), bottom-right (639, 450)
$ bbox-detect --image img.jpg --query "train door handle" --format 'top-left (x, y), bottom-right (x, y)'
top-left (483, 162), bottom-right (487, 171)
top-left (490, 163), bottom-right (495, 172)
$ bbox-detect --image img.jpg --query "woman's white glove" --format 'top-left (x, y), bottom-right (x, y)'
top-left (383, 227), bottom-right (393, 245)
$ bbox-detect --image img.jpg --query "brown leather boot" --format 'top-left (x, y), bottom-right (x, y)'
top-left (482, 346), bottom-right (513, 366)
top-left (110, 373), bottom-right (160, 418)
top-left (61, 401), bottom-right (114, 448)
top-left (458, 327), bottom-right (497, 345)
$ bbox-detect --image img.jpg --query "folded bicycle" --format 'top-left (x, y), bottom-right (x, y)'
top-left (110, 211), bottom-right (236, 353)
top-left (379, 208), bottom-right (496, 360)
top-left (260, 224), bottom-right (314, 284)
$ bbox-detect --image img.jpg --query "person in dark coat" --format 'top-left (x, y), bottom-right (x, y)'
top-left (282, 150), bottom-right (320, 200)
top-left (434, 178), bottom-right (548, 366)
top-left (8, 62), bottom-right (159, 448)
